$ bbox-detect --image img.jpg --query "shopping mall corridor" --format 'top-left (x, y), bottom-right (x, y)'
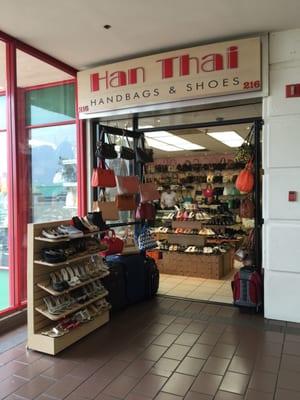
top-left (0, 297), bottom-right (299, 400)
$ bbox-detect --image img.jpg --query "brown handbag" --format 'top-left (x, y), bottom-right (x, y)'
top-left (240, 197), bottom-right (254, 218)
top-left (116, 194), bottom-right (137, 211)
top-left (92, 190), bottom-right (119, 220)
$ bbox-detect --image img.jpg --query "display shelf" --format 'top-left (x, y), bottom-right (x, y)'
top-left (27, 219), bottom-right (110, 355)
top-left (34, 251), bottom-right (105, 267)
top-left (37, 271), bottom-right (110, 296)
top-left (35, 230), bottom-right (104, 243)
top-left (35, 290), bottom-right (109, 321)
top-left (28, 311), bottom-right (109, 356)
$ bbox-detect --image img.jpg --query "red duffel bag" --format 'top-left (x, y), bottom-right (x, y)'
top-left (100, 229), bottom-right (124, 256)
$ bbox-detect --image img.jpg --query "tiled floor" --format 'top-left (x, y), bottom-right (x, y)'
top-left (158, 271), bottom-right (236, 304)
top-left (1, 297), bottom-right (300, 400)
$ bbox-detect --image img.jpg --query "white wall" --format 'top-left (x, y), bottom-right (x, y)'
top-left (263, 29), bottom-right (300, 322)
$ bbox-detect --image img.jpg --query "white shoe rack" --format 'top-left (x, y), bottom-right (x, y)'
top-left (27, 219), bottom-right (110, 355)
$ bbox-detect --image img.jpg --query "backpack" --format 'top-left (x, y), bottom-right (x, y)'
top-left (231, 267), bottom-right (262, 311)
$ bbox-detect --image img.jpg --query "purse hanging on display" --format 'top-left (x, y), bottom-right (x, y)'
top-left (136, 137), bottom-right (154, 164)
top-left (91, 163), bottom-right (116, 188)
top-left (95, 128), bottom-right (118, 160)
top-left (139, 182), bottom-right (160, 203)
top-left (135, 202), bottom-right (156, 220)
top-left (234, 126), bottom-right (254, 164)
top-left (240, 196), bottom-right (255, 218)
top-left (235, 160), bottom-right (254, 193)
top-left (116, 175), bottom-right (140, 194)
top-left (100, 229), bottom-right (124, 256)
top-left (203, 184), bottom-right (214, 198)
top-left (137, 225), bottom-right (157, 251)
top-left (115, 194), bottom-right (137, 211)
top-left (93, 189), bottom-right (119, 221)
top-left (120, 130), bottom-right (135, 160)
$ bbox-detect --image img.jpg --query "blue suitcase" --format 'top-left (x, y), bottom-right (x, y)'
top-left (106, 254), bottom-right (146, 305)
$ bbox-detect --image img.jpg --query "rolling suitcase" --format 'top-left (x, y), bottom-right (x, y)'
top-left (144, 256), bottom-right (159, 298)
top-left (102, 261), bottom-right (127, 311)
top-left (106, 254), bottom-right (146, 305)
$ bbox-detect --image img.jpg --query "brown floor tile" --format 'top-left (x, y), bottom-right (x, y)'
top-left (260, 341), bottom-right (282, 357)
top-left (14, 358), bottom-right (54, 380)
top-left (278, 369), bottom-right (300, 392)
top-left (103, 374), bottom-right (139, 398)
top-left (280, 354), bottom-right (300, 372)
top-left (154, 333), bottom-right (178, 347)
top-left (123, 359), bottom-right (154, 379)
top-left (211, 343), bottom-right (236, 359)
top-left (66, 393), bottom-right (95, 400)
top-left (197, 332), bottom-right (220, 346)
top-left (164, 323), bottom-right (186, 335)
top-left (41, 359), bottom-right (79, 379)
top-left (68, 358), bottom-right (106, 379)
top-left (72, 374), bottom-right (113, 398)
top-left (176, 356), bottom-right (205, 376)
top-left (185, 392), bottom-right (213, 400)
top-left (153, 358), bottom-right (180, 374)
top-left (285, 333), bottom-right (300, 343)
top-left (188, 343), bottom-right (213, 359)
top-left (155, 393), bottom-right (183, 400)
top-left (229, 356), bottom-right (254, 375)
top-left (185, 303), bottom-right (205, 313)
top-left (255, 354), bottom-right (281, 373)
top-left (184, 322), bottom-right (207, 335)
top-left (164, 345), bottom-right (191, 361)
top-left (14, 375), bottom-right (55, 399)
top-left (15, 351), bottom-right (43, 365)
top-left (245, 389), bottom-right (274, 400)
top-left (125, 394), bottom-right (153, 400)
top-left (45, 374), bottom-right (85, 399)
top-left (262, 331), bottom-right (284, 344)
top-left (155, 315), bottom-right (176, 325)
top-left (132, 373), bottom-right (167, 398)
top-left (0, 375), bottom-right (27, 400)
top-left (214, 391), bottom-right (243, 400)
top-left (175, 333), bottom-right (199, 346)
top-left (0, 360), bottom-right (27, 382)
top-left (170, 301), bottom-right (191, 312)
top-left (191, 372), bottom-right (222, 396)
top-left (283, 341), bottom-right (300, 356)
top-left (0, 348), bottom-right (25, 366)
top-left (133, 334), bottom-right (157, 348)
top-left (173, 317), bottom-right (192, 326)
top-left (139, 345), bottom-right (168, 362)
top-left (249, 370), bottom-right (277, 393)
top-left (147, 323), bottom-right (168, 336)
top-left (202, 356), bottom-right (230, 375)
top-left (219, 332), bottom-right (241, 346)
top-left (220, 371), bottom-right (250, 395)
top-left (162, 372), bottom-right (195, 397)
top-left (275, 388), bottom-right (300, 400)
top-left (114, 346), bottom-right (145, 362)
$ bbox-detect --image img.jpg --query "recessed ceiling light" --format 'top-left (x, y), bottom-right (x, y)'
top-left (145, 138), bottom-right (181, 152)
top-left (103, 24), bottom-right (112, 30)
top-left (207, 131), bottom-right (244, 148)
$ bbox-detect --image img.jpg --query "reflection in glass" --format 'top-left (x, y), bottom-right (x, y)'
top-left (29, 124), bottom-right (77, 222)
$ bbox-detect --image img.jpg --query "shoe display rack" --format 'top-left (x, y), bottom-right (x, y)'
top-left (27, 219), bottom-right (110, 355)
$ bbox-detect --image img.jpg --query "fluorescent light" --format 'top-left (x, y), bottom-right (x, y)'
top-left (145, 137), bottom-right (182, 152)
top-left (207, 131), bottom-right (244, 148)
top-left (164, 136), bottom-right (205, 150)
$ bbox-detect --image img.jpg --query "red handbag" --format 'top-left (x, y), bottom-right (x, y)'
top-left (100, 229), bottom-right (124, 256)
top-left (135, 202), bottom-right (156, 220)
top-left (116, 194), bottom-right (137, 211)
top-left (116, 175), bottom-right (139, 194)
top-left (99, 166), bottom-right (116, 188)
top-left (139, 183), bottom-right (160, 203)
top-left (203, 184), bottom-right (214, 198)
top-left (236, 161), bottom-right (254, 193)
top-left (91, 168), bottom-right (100, 187)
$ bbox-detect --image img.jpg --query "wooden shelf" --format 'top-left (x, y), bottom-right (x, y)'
top-left (35, 230), bottom-right (105, 243)
top-left (34, 250), bottom-right (106, 267)
top-left (37, 271), bottom-right (110, 296)
top-left (35, 290), bottom-right (109, 321)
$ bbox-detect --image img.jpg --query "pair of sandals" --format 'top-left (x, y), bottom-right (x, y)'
top-left (203, 247), bottom-right (213, 254)
top-left (156, 227), bottom-right (169, 233)
top-left (43, 294), bottom-right (74, 315)
top-left (195, 212), bottom-right (211, 220)
top-left (162, 212), bottom-right (176, 220)
top-left (168, 245), bottom-right (179, 251)
top-left (184, 246), bottom-right (199, 253)
top-left (198, 228), bottom-right (216, 236)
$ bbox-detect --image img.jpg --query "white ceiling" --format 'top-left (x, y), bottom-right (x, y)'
top-left (0, 0), bottom-right (300, 70)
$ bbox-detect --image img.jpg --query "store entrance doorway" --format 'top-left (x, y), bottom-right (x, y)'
top-left (139, 116), bottom-right (262, 304)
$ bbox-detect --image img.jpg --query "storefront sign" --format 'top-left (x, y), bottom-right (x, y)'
top-left (77, 37), bottom-right (261, 117)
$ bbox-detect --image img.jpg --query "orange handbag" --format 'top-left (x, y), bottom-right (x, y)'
top-left (116, 194), bottom-right (137, 211)
top-left (235, 161), bottom-right (254, 193)
top-left (91, 166), bottom-right (116, 188)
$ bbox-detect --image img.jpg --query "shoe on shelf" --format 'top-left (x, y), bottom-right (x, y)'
top-left (41, 228), bottom-right (68, 240)
top-left (57, 225), bottom-right (84, 239)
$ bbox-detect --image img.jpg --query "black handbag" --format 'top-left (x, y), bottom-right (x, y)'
top-left (136, 137), bottom-right (153, 164)
top-left (95, 128), bottom-right (118, 160)
top-left (120, 130), bottom-right (135, 160)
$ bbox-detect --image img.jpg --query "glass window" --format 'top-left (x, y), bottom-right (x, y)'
top-left (29, 124), bottom-right (77, 223)
top-left (0, 95), bottom-right (6, 130)
top-left (25, 84), bottom-right (75, 126)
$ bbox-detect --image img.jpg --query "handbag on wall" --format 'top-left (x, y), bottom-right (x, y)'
top-left (203, 184), bottom-right (214, 198)
top-left (120, 130), bottom-right (135, 160)
top-left (135, 202), bottom-right (156, 220)
top-left (95, 128), bottom-right (118, 160)
top-left (240, 197), bottom-right (255, 218)
top-left (139, 182), bottom-right (160, 203)
top-left (100, 229), bottom-right (124, 256)
top-left (93, 190), bottom-right (119, 220)
top-left (235, 160), bottom-right (254, 193)
top-left (116, 175), bottom-right (139, 194)
top-left (136, 137), bottom-right (154, 164)
top-left (137, 225), bottom-right (157, 251)
top-left (116, 194), bottom-right (136, 211)
top-left (91, 164), bottom-right (116, 188)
